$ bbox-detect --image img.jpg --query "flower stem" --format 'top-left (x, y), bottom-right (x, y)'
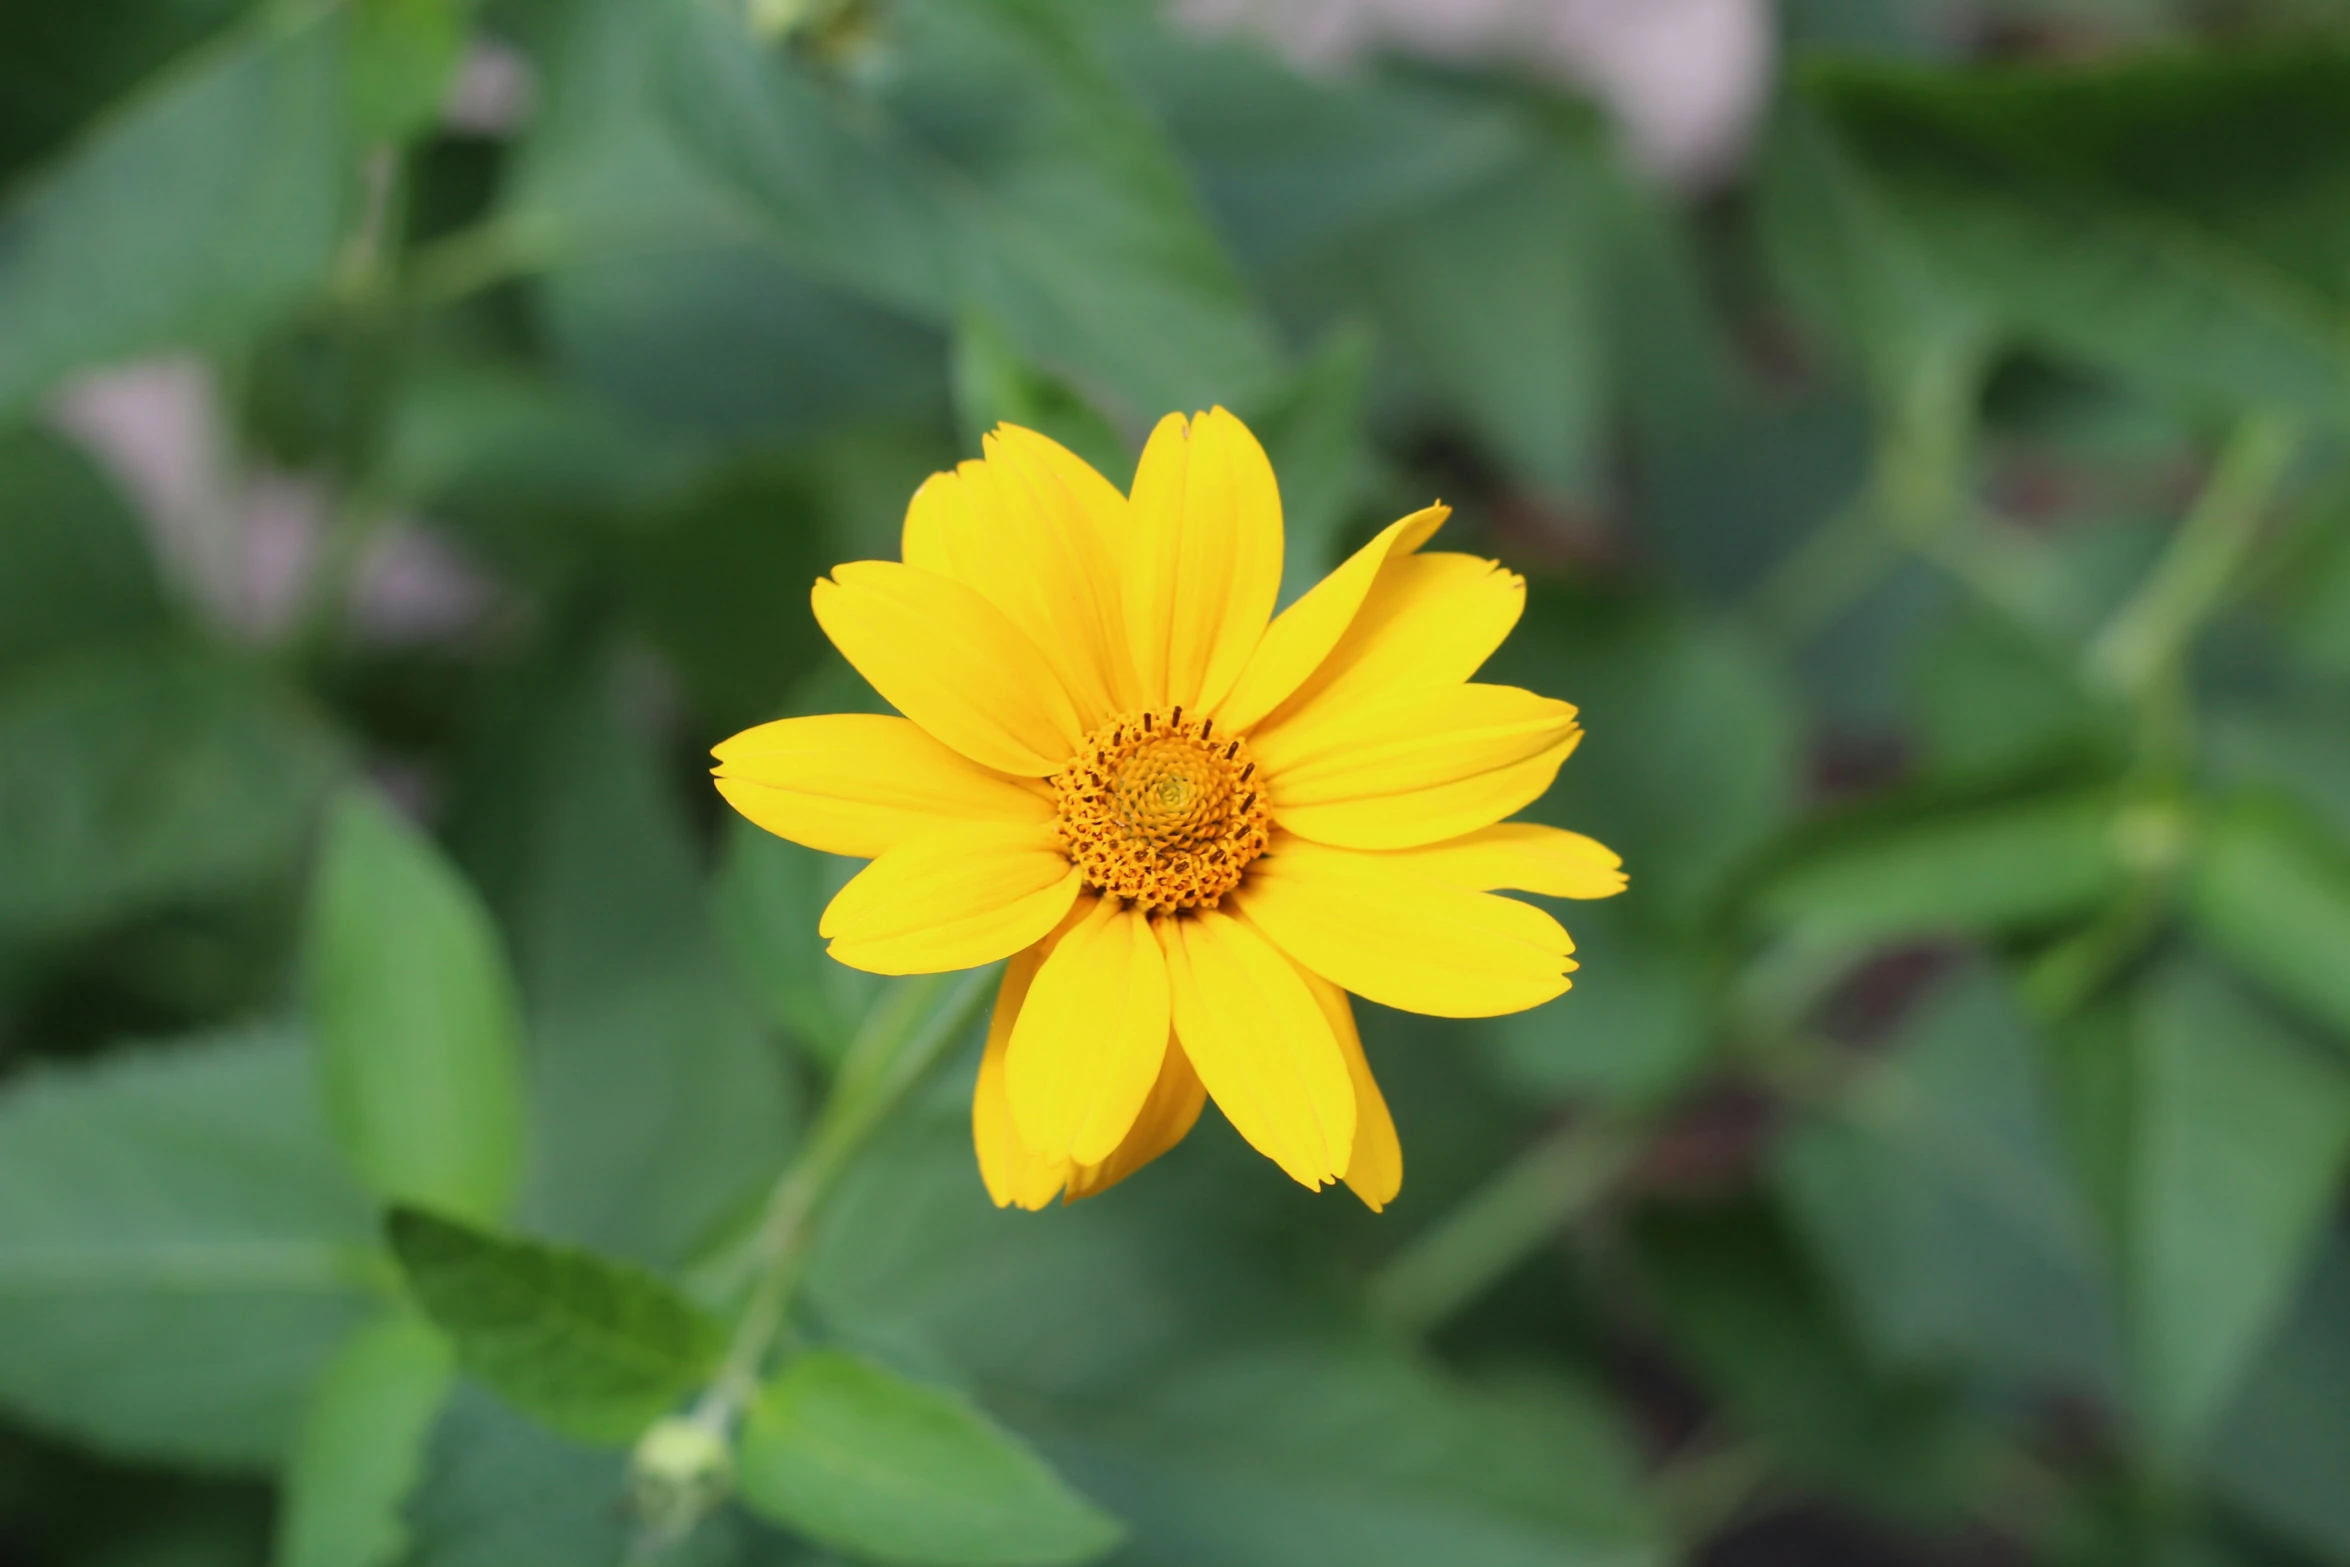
top-left (690, 967), bottom-right (994, 1437)
top-left (2087, 412), bottom-right (2300, 703)
top-left (627, 968), bottom-right (993, 1562)
top-left (1366, 1112), bottom-right (1643, 1336)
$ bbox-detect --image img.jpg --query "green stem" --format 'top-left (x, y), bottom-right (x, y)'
top-left (628, 970), bottom-right (993, 1563)
top-left (686, 968), bottom-right (994, 1438)
top-left (2087, 412), bottom-right (2300, 703)
top-left (1366, 1113), bottom-right (1643, 1336)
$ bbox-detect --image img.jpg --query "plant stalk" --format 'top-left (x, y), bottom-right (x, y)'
top-left (2088, 412), bottom-right (2300, 702)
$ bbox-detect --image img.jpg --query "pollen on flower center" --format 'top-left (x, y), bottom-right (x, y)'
top-left (1051, 707), bottom-right (1273, 916)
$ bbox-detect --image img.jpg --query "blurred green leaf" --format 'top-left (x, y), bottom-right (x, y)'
top-left (1777, 967), bottom-right (2123, 1394)
top-left (739, 1349), bottom-right (1121, 1567)
top-left (1483, 902), bottom-right (1713, 1109)
top-left (2187, 797), bottom-right (2350, 1039)
top-left (1757, 101), bottom-right (1989, 388)
top-left (713, 817), bottom-right (879, 1072)
top-left (1042, 1344), bottom-right (1659, 1567)
top-left (386, 1206), bottom-right (722, 1445)
top-left (1801, 50), bottom-right (2350, 417)
top-left (951, 314), bottom-right (1130, 486)
top-left (1911, 604), bottom-right (2125, 784)
top-left (1246, 323), bottom-right (1379, 606)
top-left (1126, 39), bottom-right (1523, 280)
top-left (1638, 1203), bottom-right (1987, 1519)
top-left (0, 423), bottom-right (166, 671)
top-left (2203, 1235), bottom-right (2350, 1564)
top-left (1354, 136), bottom-right (1607, 498)
top-left (344, 0), bottom-right (465, 145)
top-left (0, 0), bottom-right (256, 178)
top-left (0, 1024), bottom-right (378, 1467)
top-left (2127, 960), bottom-right (2350, 1449)
top-left (658, 0), bottom-right (1284, 420)
top-left (461, 671), bottom-right (795, 1269)
top-left (275, 1309), bottom-right (455, 1567)
top-left (616, 457), bottom-right (839, 736)
top-left (402, 1387), bottom-right (631, 1567)
top-left (307, 787), bottom-right (527, 1226)
top-left (0, 649), bottom-right (341, 942)
top-left (0, 12), bottom-right (353, 415)
top-left (1495, 599), bottom-right (1800, 930)
top-left (1753, 789), bottom-right (2127, 944)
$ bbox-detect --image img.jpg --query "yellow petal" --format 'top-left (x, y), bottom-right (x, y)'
top-left (1274, 734), bottom-right (1580, 852)
top-left (1370, 821), bottom-right (1627, 900)
top-left (1253, 683), bottom-right (1580, 850)
top-left (1124, 408), bottom-right (1283, 716)
top-left (973, 931), bottom-right (1077, 1210)
top-left (899, 439), bottom-right (1132, 723)
top-left (1293, 963), bottom-right (1401, 1212)
top-left (820, 821), bottom-right (1081, 975)
top-left (1064, 1035), bottom-right (1207, 1203)
top-left (989, 423), bottom-right (1131, 576)
top-left (1159, 907), bottom-right (1354, 1188)
top-left (1214, 504), bottom-right (1449, 734)
top-left (811, 561), bottom-right (1084, 777)
top-left (1236, 837), bottom-right (1576, 1018)
top-left (1006, 898), bottom-right (1173, 1163)
top-left (1253, 552), bottom-right (1524, 738)
top-left (712, 713), bottom-right (1052, 859)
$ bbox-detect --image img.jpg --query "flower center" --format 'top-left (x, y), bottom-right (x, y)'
top-left (1051, 707), bottom-right (1272, 916)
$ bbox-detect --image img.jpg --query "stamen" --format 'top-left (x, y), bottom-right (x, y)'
top-left (1049, 707), bottom-right (1273, 916)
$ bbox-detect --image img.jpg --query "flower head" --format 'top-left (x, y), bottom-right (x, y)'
top-left (714, 409), bottom-right (1625, 1209)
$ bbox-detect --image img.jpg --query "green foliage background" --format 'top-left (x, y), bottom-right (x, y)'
top-left (4, 0), bottom-right (2350, 1562)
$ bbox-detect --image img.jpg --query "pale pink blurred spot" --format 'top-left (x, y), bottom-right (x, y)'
top-left (1171, 0), bottom-right (1775, 186)
top-left (353, 524), bottom-right (498, 645)
top-left (235, 472), bottom-right (327, 637)
top-left (50, 358), bottom-right (246, 626)
top-left (443, 37), bottom-right (538, 135)
top-left (50, 357), bottom-right (495, 646)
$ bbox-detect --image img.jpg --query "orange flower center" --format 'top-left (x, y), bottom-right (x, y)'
top-left (1050, 707), bottom-right (1272, 916)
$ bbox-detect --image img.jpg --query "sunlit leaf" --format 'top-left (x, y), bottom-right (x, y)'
top-left (387, 1207), bottom-right (721, 1445)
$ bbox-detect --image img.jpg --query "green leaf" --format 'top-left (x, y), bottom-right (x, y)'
top-left (0, 423), bottom-right (165, 671)
top-left (1245, 323), bottom-right (1378, 608)
top-left (307, 788), bottom-right (527, 1227)
top-left (2187, 797), bottom-right (2350, 1038)
top-left (1801, 51), bottom-right (2350, 417)
top-left (656, 0), bottom-right (1283, 419)
top-left (1353, 131), bottom-right (1610, 497)
top-left (2203, 1235), bottom-right (2350, 1564)
top-left (951, 313), bottom-right (1129, 486)
top-left (1637, 1203), bottom-right (1986, 1519)
top-left (1911, 604), bottom-right (2126, 785)
top-left (275, 1310), bottom-right (456, 1567)
top-left (1754, 789), bottom-right (2127, 945)
top-left (0, 647), bottom-right (342, 941)
top-left (0, 1024), bottom-right (379, 1468)
top-left (738, 1350), bottom-right (1122, 1567)
top-left (463, 669), bottom-right (795, 1269)
top-left (1493, 600), bottom-right (1800, 930)
top-left (386, 1206), bottom-right (722, 1445)
top-left (345, 0), bottom-right (465, 145)
top-left (1484, 901), bottom-right (1712, 1110)
top-left (713, 816), bottom-right (879, 1072)
top-left (0, 0), bottom-right (254, 178)
top-left (0, 12), bottom-right (353, 414)
top-left (401, 1386), bottom-right (633, 1567)
top-left (1775, 967), bottom-right (2122, 1394)
top-left (1037, 1345), bottom-right (1658, 1567)
top-left (2127, 961), bottom-right (2350, 1449)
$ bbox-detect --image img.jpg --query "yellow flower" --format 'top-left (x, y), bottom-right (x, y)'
top-left (713, 409), bottom-right (1625, 1210)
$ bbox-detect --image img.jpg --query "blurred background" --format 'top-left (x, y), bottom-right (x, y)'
top-left (6, 0), bottom-right (2350, 1562)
